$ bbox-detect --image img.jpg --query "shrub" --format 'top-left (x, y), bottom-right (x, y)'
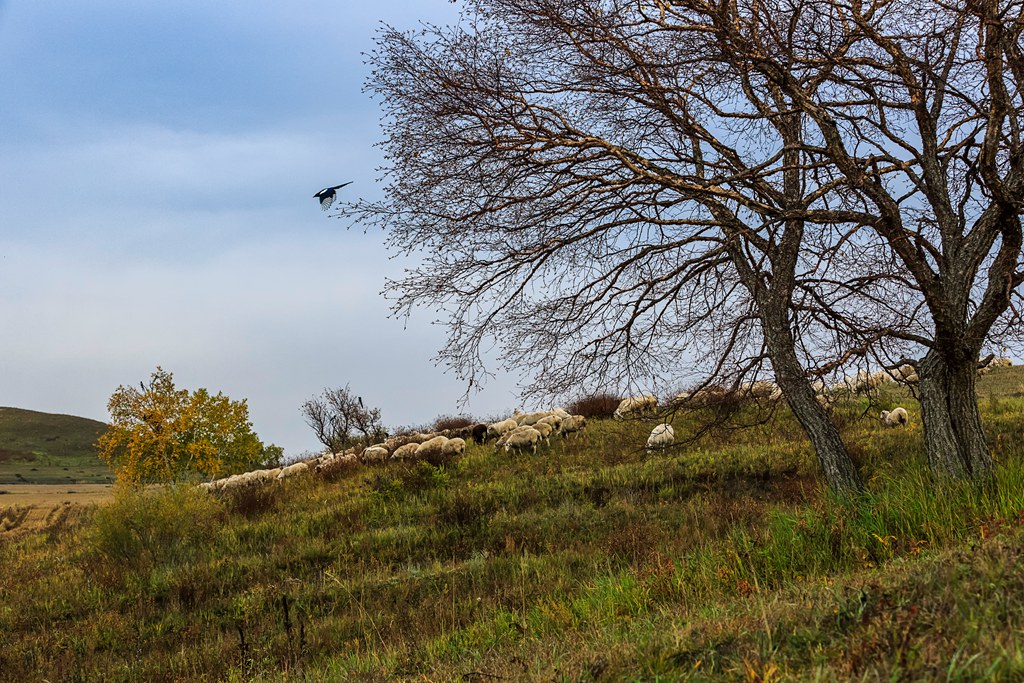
top-left (568, 393), bottom-right (621, 419)
top-left (432, 414), bottom-right (476, 432)
top-left (89, 485), bottom-right (224, 573)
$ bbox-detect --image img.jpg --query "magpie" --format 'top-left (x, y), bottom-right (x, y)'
top-left (314, 181), bottom-right (352, 211)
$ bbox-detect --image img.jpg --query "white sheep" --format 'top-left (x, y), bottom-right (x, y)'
top-left (880, 407), bottom-right (909, 428)
top-left (536, 414), bottom-right (562, 430)
top-left (276, 462), bottom-right (308, 480)
top-left (740, 381), bottom-right (776, 399)
top-left (360, 446), bottom-right (390, 463)
top-left (502, 426), bottom-right (542, 455)
top-left (531, 421), bottom-right (553, 442)
top-left (690, 386), bottom-right (728, 406)
top-left (415, 435), bottom-right (450, 460)
top-left (516, 411), bottom-right (552, 426)
top-left (614, 394), bottom-right (658, 419)
top-left (559, 414), bottom-right (587, 438)
top-left (441, 437), bottom-right (466, 457)
top-left (646, 423), bottom-right (675, 450)
top-left (391, 442), bottom-right (421, 460)
top-left (486, 418), bottom-right (519, 439)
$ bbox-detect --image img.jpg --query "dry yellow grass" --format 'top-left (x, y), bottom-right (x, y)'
top-left (0, 483), bottom-right (113, 534)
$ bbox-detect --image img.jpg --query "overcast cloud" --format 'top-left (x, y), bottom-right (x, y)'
top-left (0, 1), bottom-right (524, 455)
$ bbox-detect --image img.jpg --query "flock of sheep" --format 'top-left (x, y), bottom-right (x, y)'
top-left (198, 407), bottom-right (589, 494)
top-left (199, 358), bottom-right (1011, 494)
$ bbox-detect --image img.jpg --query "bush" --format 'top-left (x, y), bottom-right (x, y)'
top-left (432, 414), bottom-right (476, 432)
top-left (568, 393), bottom-right (621, 419)
top-left (89, 485), bottom-right (224, 573)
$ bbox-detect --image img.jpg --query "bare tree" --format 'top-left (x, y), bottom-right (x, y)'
top-left (344, 0), bottom-right (1023, 491)
top-left (691, 0), bottom-right (1024, 480)
top-left (301, 385), bottom-right (386, 453)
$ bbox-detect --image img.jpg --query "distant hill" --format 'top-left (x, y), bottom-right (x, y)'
top-left (0, 407), bottom-right (112, 484)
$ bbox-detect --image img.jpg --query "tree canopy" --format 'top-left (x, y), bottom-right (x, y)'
top-left (97, 367), bottom-right (281, 485)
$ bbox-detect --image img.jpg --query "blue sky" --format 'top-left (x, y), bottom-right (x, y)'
top-left (0, 1), bottom-right (522, 455)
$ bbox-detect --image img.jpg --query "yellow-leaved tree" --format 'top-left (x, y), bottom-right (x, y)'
top-left (98, 367), bottom-right (282, 485)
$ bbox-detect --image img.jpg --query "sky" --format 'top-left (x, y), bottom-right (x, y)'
top-left (0, 1), bottom-right (524, 456)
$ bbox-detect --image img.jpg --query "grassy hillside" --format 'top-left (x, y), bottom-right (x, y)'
top-left (2, 371), bottom-right (1024, 681)
top-left (0, 407), bottom-right (113, 484)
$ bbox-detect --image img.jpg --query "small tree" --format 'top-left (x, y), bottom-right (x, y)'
top-left (98, 367), bottom-right (279, 485)
top-left (301, 385), bottom-right (386, 453)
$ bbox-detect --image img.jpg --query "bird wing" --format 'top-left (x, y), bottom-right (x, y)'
top-left (314, 182), bottom-right (352, 211)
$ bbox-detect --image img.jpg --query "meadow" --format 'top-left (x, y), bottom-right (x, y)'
top-left (2, 372), bottom-right (1024, 681)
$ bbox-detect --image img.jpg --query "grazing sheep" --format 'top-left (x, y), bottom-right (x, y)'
top-left (276, 462), bottom-right (308, 480)
top-left (646, 423), bottom-right (675, 450)
top-left (992, 356), bottom-right (1013, 368)
top-left (559, 414), bottom-right (587, 438)
top-left (316, 451), bottom-right (358, 472)
top-left (516, 411), bottom-right (550, 426)
top-left (614, 394), bottom-right (658, 419)
top-left (391, 442), bottom-right (421, 460)
top-left (415, 435), bottom-right (450, 460)
top-left (502, 426), bottom-right (542, 455)
top-left (360, 446), bottom-right (390, 463)
top-left (690, 385), bottom-right (728, 407)
top-left (469, 423), bottom-right (488, 444)
top-left (537, 414), bottom-right (562, 430)
top-left (487, 418), bottom-right (519, 439)
top-left (441, 437), bottom-right (466, 457)
top-left (552, 407), bottom-right (571, 420)
top-left (885, 364), bottom-right (919, 385)
top-left (531, 421), bottom-right (554, 442)
top-left (741, 381), bottom-right (777, 400)
top-left (880, 407), bottom-right (909, 428)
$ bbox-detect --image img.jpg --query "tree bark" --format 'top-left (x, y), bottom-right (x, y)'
top-left (917, 349), bottom-right (994, 480)
top-left (763, 312), bottom-right (863, 496)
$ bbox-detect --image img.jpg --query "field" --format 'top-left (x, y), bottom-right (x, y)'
top-left (3, 372), bottom-right (1024, 681)
top-left (0, 406), bottom-right (113, 485)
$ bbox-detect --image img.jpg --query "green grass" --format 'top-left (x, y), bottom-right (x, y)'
top-left (2, 375), bottom-right (1024, 681)
top-left (0, 406), bottom-right (113, 484)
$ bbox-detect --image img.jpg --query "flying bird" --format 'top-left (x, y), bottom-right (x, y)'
top-left (314, 181), bottom-right (352, 211)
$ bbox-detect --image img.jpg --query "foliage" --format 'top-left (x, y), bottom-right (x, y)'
top-left (431, 414), bottom-right (476, 432)
top-left (567, 393), bottom-right (621, 419)
top-left (97, 367), bottom-right (278, 485)
top-left (300, 384), bottom-right (386, 452)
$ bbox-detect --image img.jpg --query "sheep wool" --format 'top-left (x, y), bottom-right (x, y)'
top-left (614, 394), bottom-right (658, 419)
top-left (503, 426), bottom-right (542, 455)
top-left (880, 407), bottom-right (909, 428)
top-left (646, 423), bottom-right (675, 450)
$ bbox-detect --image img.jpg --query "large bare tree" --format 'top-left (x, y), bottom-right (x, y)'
top-left (346, 0), bottom-right (1023, 491)
top-left (692, 0), bottom-right (1024, 480)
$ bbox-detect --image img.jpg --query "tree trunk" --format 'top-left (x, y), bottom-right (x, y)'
top-left (764, 323), bottom-right (864, 496)
top-left (917, 349), bottom-right (994, 481)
